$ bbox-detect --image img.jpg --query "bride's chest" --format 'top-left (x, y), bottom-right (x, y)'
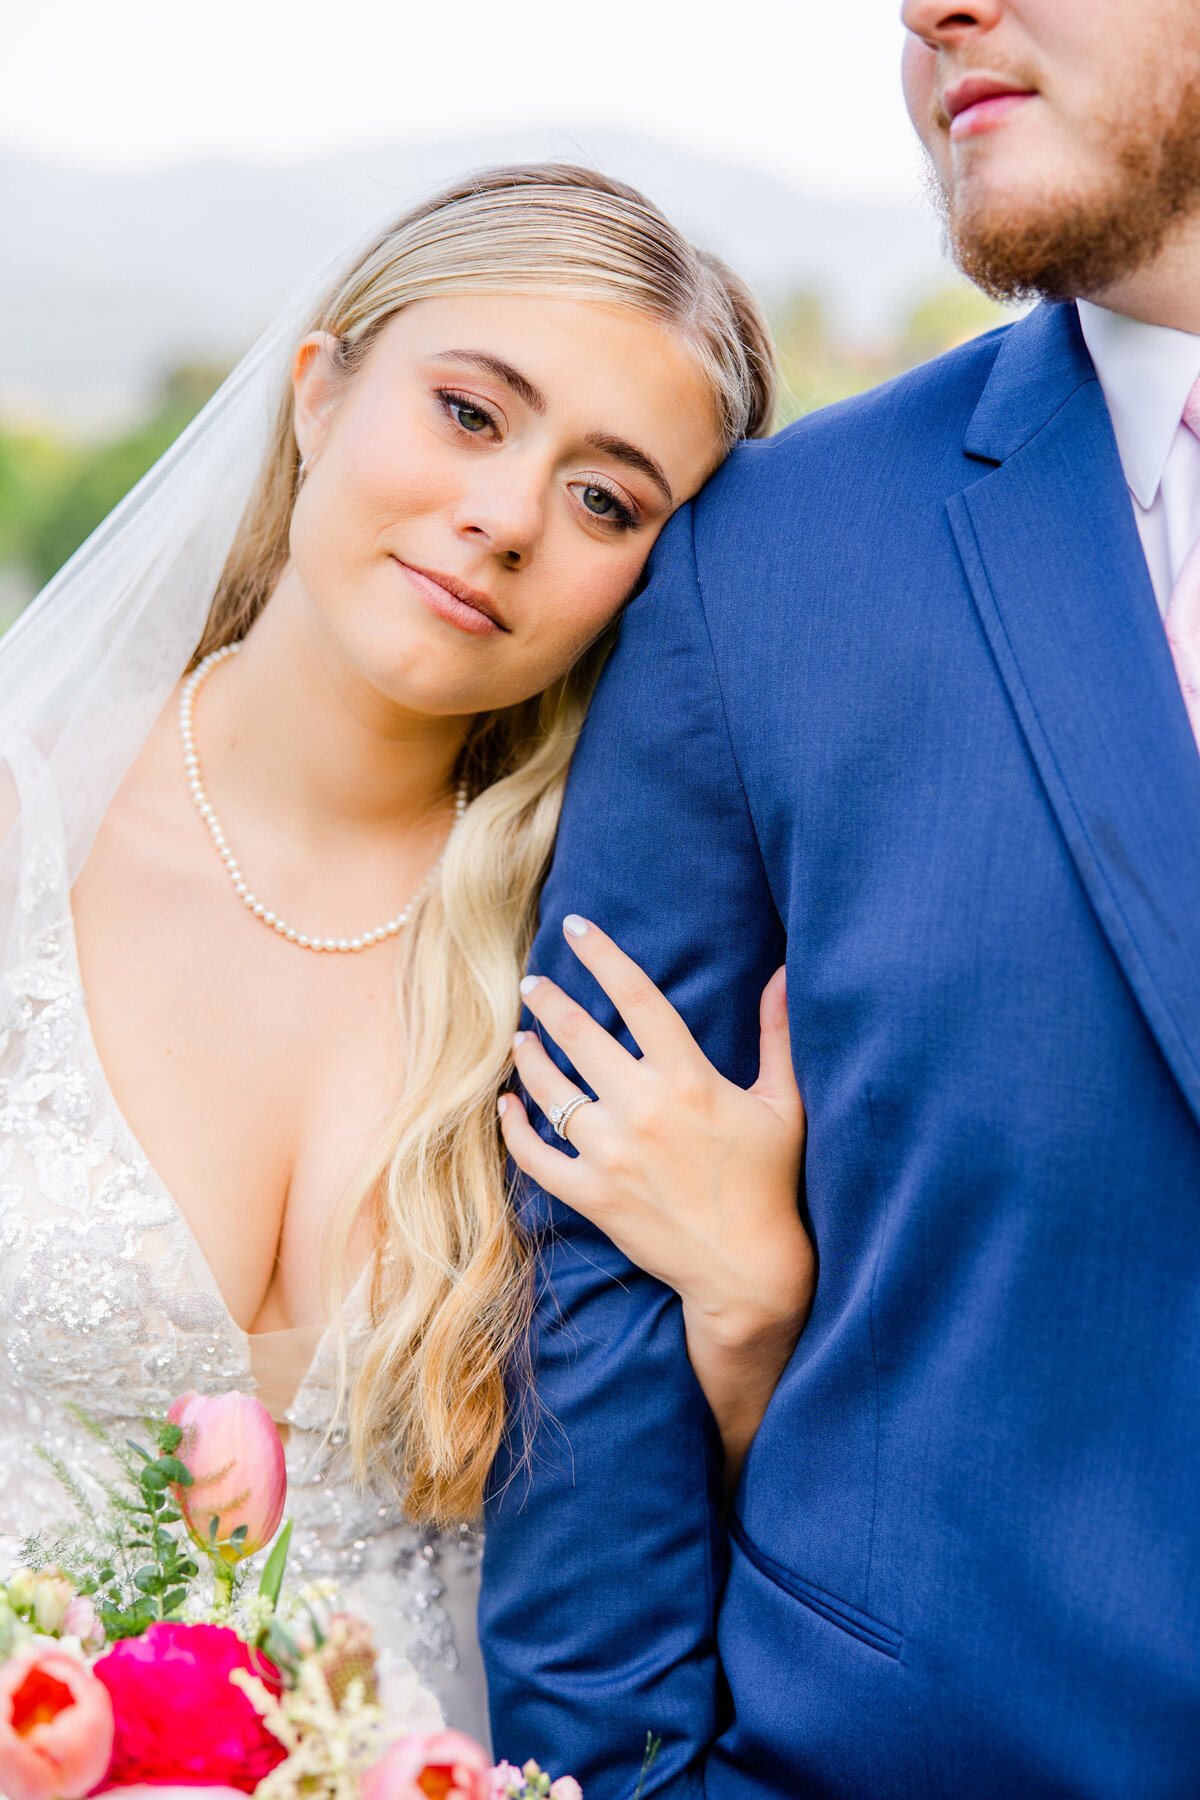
top-left (71, 834), bottom-right (400, 1334)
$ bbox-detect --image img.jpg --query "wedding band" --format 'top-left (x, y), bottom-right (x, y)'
top-left (547, 1095), bottom-right (594, 1141)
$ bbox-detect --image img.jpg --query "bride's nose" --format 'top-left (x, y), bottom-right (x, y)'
top-left (452, 471), bottom-right (543, 570)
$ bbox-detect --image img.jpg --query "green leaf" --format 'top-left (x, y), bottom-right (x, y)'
top-left (156, 1422), bottom-right (184, 1455)
top-left (153, 1456), bottom-right (192, 1487)
top-left (230, 1524), bottom-right (249, 1546)
top-left (139, 1464), bottom-right (171, 1491)
top-left (124, 1439), bottom-right (152, 1463)
top-left (264, 1616), bottom-right (300, 1670)
top-left (161, 1588), bottom-right (188, 1616)
top-left (101, 1598), bottom-right (156, 1639)
top-left (132, 1566), bottom-right (160, 1594)
top-left (158, 1508), bottom-right (182, 1524)
top-left (257, 1518), bottom-right (292, 1609)
top-left (208, 1516), bottom-right (219, 1545)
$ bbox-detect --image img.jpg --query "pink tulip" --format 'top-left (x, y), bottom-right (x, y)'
top-left (548, 1782), bottom-right (583, 1800)
top-left (363, 1730), bottom-right (494, 1800)
top-left (167, 1390), bottom-right (287, 1565)
top-left (0, 1646), bottom-right (114, 1800)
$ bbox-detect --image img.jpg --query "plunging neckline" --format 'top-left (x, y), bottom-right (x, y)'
top-left (60, 880), bottom-right (344, 1420)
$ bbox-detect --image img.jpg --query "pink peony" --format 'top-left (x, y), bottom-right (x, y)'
top-left (363, 1729), bottom-right (494, 1800)
top-left (167, 1391), bottom-right (287, 1565)
top-left (0, 1645), bottom-right (114, 1800)
top-left (92, 1622), bottom-right (285, 1793)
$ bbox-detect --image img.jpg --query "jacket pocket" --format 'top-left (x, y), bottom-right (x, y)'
top-left (729, 1517), bottom-right (903, 1660)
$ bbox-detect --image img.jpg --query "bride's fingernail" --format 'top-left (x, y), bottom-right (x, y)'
top-left (563, 914), bottom-right (590, 938)
top-left (513, 1031), bottom-right (528, 1049)
top-left (519, 975), bottom-right (541, 997)
top-left (497, 1095), bottom-right (510, 1118)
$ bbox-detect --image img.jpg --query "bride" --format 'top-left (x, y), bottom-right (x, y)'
top-left (0, 163), bottom-right (813, 1744)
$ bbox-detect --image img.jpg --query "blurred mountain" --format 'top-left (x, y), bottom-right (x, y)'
top-left (0, 129), bottom-right (956, 429)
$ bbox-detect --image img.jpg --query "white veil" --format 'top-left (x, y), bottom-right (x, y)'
top-left (0, 238), bottom-right (361, 944)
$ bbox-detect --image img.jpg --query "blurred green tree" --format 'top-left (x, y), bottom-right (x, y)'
top-left (19, 362), bottom-right (227, 588)
top-left (0, 429), bottom-right (74, 572)
top-left (898, 284), bottom-right (1013, 367)
top-left (770, 280), bottom-right (1017, 429)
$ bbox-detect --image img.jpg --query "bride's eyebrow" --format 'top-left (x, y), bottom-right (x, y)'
top-left (430, 349), bottom-right (546, 415)
top-left (585, 432), bottom-right (673, 506)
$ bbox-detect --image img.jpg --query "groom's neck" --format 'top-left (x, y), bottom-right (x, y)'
top-left (1085, 210), bottom-right (1200, 337)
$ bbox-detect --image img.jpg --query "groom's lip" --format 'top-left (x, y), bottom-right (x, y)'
top-left (943, 74), bottom-right (1036, 140)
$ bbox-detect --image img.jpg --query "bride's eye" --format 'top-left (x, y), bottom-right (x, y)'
top-left (439, 390), bottom-right (497, 436)
top-left (572, 481), bottom-right (636, 530)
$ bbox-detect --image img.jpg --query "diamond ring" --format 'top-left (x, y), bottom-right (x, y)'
top-left (546, 1095), bottom-right (594, 1141)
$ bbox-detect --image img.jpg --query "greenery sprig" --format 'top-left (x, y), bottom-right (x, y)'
top-left (24, 1410), bottom-right (198, 1638)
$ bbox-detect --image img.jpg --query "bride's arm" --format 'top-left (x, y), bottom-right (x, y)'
top-left (499, 918), bottom-right (814, 1489)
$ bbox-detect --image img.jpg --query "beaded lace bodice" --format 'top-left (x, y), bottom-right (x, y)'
top-left (0, 743), bottom-right (487, 1738)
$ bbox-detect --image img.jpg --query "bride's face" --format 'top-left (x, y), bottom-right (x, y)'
top-left (285, 293), bottom-right (724, 717)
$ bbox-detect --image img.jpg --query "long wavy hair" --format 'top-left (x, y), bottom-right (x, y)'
top-left (195, 162), bottom-right (777, 1525)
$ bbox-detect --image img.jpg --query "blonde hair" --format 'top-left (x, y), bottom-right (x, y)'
top-left (198, 163), bottom-right (777, 1525)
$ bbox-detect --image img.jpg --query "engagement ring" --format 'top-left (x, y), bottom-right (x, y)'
top-left (547, 1095), bottom-right (594, 1141)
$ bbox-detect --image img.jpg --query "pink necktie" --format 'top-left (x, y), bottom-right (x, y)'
top-left (1164, 376), bottom-right (1200, 749)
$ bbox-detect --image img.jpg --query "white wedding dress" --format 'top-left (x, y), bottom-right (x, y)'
top-left (0, 740), bottom-right (491, 1745)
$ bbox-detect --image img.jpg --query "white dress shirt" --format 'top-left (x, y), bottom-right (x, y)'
top-left (1076, 299), bottom-right (1200, 614)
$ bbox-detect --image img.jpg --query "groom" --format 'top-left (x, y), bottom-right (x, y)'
top-left (481, 2), bottom-right (1200, 1794)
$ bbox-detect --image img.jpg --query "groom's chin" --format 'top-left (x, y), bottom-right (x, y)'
top-left (944, 182), bottom-right (1143, 303)
top-left (945, 164), bottom-right (1200, 304)
top-left (932, 81), bottom-right (1200, 305)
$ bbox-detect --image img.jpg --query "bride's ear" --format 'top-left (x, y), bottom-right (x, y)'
top-left (290, 331), bottom-right (344, 466)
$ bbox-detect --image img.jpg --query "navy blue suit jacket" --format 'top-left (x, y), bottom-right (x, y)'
top-left (479, 302), bottom-right (1200, 1797)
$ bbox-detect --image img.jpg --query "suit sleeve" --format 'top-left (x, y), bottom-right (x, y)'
top-left (479, 501), bottom-right (785, 1798)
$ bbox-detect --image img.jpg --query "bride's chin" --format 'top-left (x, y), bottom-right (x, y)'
top-left (344, 653), bottom-right (516, 724)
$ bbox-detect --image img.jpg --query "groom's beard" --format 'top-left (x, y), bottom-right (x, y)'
top-left (930, 53), bottom-right (1200, 303)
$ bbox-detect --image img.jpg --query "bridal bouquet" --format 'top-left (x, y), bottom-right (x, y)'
top-left (0, 1392), bottom-right (580, 1800)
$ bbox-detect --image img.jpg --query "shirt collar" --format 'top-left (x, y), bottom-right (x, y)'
top-left (1076, 298), bottom-right (1200, 509)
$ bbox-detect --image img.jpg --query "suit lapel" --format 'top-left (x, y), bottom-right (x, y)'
top-left (949, 303), bottom-right (1200, 1131)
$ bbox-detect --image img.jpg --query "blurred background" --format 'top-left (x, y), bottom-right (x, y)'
top-left (0, 0), bottom-right (1015, 622)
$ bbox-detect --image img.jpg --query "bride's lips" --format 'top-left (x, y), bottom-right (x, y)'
top-left (944, 74), bottom-right (1036, 140)
top-left (393, 559), bottom-right (508, 636)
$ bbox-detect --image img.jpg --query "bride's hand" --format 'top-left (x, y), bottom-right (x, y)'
top-left (498, 914), bottom-right (814, 1486)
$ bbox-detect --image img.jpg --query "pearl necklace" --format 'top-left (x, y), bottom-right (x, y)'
top-left (180, 642), bottom-right (468, 953)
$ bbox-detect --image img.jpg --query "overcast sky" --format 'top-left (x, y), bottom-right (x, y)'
top-left (1, 0), bottom-right (922, 200)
